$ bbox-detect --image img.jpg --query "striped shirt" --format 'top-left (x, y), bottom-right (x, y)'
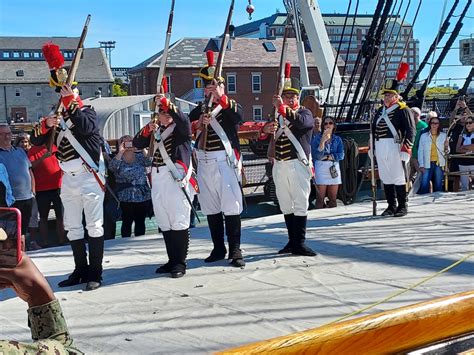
top-left (57, 135), bottom-right (80, 162)
top-left (275, 122), bottom-right (298, 161)
top-left (201, 113), bottom-right (225, 151)
top-left (152, 127), bottom-right (173, 168)
top-left (375, 109), bottom-right (397, 140)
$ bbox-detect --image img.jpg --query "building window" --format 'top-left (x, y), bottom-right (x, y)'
top-left (253, 105), bottom-right (263, 120)
top-left (15, 88), bottom-right (21, 97)
top-left (36, 88), bottom-right (42, 97)
top-left (13, 52), bottom-right (20, 58)
top-left (23, 52), bottom-right (30, 58)
top-left (33, 52), bottom-right (41, 59)
top-left (2, 52), bottom-right (10, 58)
top-left (227, 73), bottom-right (236, 93)
top-left (251, 73), bottom-right (261, 93)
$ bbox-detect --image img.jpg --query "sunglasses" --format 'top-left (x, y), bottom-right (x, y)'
top-left (324, 122), bottom-right (334, 126)
top-left (430, 122), bottom-right (440, 125)
top-left (467, 121), bottom-right (474, 125)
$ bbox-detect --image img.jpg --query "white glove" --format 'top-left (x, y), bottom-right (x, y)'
top-left (400, 151), bottom-right (410, 162)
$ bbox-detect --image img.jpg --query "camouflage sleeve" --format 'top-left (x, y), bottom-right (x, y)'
top-left (0, 299), bottom-right (84, 354)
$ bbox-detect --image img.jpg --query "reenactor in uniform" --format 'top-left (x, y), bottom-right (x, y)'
top-left (0, 253), bottom-right (83, 354)
top-left (31, 43), bottom-right (105, 291)
top-left (189, 51), bottom-right (245, 268)
top-left (133, 95), bottom-right (194, 278)
top-left (263, 66), bottom-right (316, 256)
top-left (372, 65), bottom-right (416, 217)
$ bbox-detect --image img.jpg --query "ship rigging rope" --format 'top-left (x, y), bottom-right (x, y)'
top-left (323, 251), bottom-right (474, 326)
top-left (338, 138), bottom-right (359, 204)
top-left (336, 0), bottom-right (360, 109)
top-left (326, 0), bottom-right (352, 104)
top-left (357, 0), bottom-right (405, 119)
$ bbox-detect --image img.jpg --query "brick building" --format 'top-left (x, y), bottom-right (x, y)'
top-left (234, 12), bottom-right (419, 87)
top-left (0, 37), bottom-right (114, 123)
top-left (129, 37), bottom-right (342, 122)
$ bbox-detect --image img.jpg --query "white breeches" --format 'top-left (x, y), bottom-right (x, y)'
top-left (272, 159), bottom-right (311, 216)
top-left (60, 164), bottom-right (104, 241)
top-left (196, 150), bottom-right (242, 216)
top-left (151, 165), bottom-right (192, 232)
top-left (375, 138), bottom-right (406, 185)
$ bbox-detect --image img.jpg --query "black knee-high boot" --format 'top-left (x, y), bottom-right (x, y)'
top-left (381, 184), bottom-right (397, 216)
top-left (278, 214), bottom-right (295, 254)
top-left (205, 213), bottom-right (226, 262)
top-left (156, 231), bottom-right (173, 274)
top-left (291, 216), bottom-right (317, 256)
top-left (225, 215), bottom-right (245, 267)
top-left (58, 239), bottom-right (88, 287)
top-left (86, 236), bottom-right (104, 291)
top-left (169, 229), bottom-right (189, 278)
top-left (394, 184), bottom-right (408, 217)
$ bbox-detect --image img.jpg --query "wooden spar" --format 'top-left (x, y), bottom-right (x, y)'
top-left (46, 14), bottom-right (91, 152)
top-left (149, 0), bottom-right (175, 155)
top-left (217, 290), bottom-right (474, 355)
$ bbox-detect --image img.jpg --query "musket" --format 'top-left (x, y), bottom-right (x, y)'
top-left (267, 22), bottom-right (291, 159)
top-left (46, 14), bottom-right (91, 153)
top-left (200, 0), bottom-right (235, 150)
top-left (149, 0), bottom-right (176, 155)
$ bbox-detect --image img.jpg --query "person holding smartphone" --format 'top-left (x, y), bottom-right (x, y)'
top-left (311, 118), bottom-right (345, 208)
top-left (0, 253), bottom-right (82, 354)
top-left (108, 135), bottom-right (152, 238)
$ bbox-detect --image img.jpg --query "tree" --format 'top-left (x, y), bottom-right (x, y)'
top-left (113, 78), bottom-right (129, 96)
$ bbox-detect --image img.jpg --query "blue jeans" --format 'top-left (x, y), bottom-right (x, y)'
top-left (419, 162), bottom-right (444, 194)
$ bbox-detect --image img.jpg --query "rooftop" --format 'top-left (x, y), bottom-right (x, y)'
top-left (130, 37), bottom-right (344, 72)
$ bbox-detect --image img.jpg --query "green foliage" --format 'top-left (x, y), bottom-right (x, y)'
top-left (113, 78), bottom-right (129, 97)
top-left (424, 86), bottom-right (457, 99)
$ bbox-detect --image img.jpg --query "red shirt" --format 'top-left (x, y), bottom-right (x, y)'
top-left (28, 145), bottom-right (62, 191)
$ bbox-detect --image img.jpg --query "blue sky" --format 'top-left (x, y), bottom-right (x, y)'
top-left (0, 0), bottom-right (472, 86)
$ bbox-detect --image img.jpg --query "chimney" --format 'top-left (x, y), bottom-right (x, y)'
top-left (259, 22), bottom-right (268, 39)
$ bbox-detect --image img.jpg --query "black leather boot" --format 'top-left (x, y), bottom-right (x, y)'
top-left (278, 214), bottom-right (295, 254)
top-left (156, 231), bottom-right (173, 274)
top-left (58, 239), bottom-right (88, 287)
top-left (169, 229), bottom-right (189, 278)
top-left (86, 237), bottom-right (104, 291)
top-left (204, 213), bottom-right (227, 262)
top-left (381, 184), bottom-right (397, 216)
top-left (394, 185), bottom-right (408, 217)
top-left (225, 215), bottom-right (245, 268)
top-left (291, 216), bottom-right (317, 256)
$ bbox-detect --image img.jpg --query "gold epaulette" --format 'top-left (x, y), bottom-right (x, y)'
top-left (398, 101), bottom-right (408, 110)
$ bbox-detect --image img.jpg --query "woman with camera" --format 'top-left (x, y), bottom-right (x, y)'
top-left (417, 116), bottom-right (448, 194)
top-left (109, 135), bottom-right (152, 238)
top-left (311, 117), bottom-right (345, 208)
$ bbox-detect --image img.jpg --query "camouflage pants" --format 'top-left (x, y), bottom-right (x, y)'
top-left (0, 338), bottom-right (69, 355)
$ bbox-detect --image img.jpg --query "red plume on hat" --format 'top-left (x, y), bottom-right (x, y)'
top-left (42, 42), bottom-right (64, 70)
top-left (206, 50), bottom-right (214, 67)
top-left (284, 62), bottom-right (291, 79)
top-left (396, 62), bottom-right (409, 82)
top-left (161, 77), bottom-right (168, 94)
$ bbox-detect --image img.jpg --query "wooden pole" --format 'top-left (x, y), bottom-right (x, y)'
top-left (218, 290), bottom-right (474, 355)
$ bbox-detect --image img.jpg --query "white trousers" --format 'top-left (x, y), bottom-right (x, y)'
top-left (61, 166), bottom-right (104, 241)
top-left (375, 138), bottom-right (406, 185)
top-left (151, 165), bottom-right (192, 231)
top-left (273, 159), bottom-right (311, 216)
top-left (196, 150), bottom-right (243, 216)
top-left (459, 165), bottom-right (474, 191)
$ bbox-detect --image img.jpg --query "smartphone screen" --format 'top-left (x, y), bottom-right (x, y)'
top-left (0, 208), bottom-right (22, 268)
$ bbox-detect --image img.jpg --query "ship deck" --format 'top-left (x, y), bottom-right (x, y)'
top-left (1, 192), bottom-right (473, 354)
